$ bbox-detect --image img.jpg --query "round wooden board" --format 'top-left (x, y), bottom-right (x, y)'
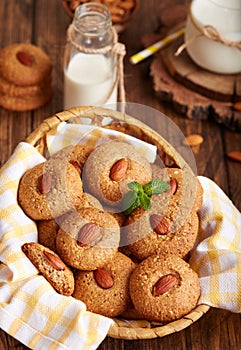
top-left (161, 36), bottom-right (241, 103)
top-left (150, 36), bottom-right (241, 132)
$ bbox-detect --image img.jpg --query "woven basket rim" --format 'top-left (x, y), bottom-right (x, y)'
top-left (25, 106), bottom-right (210, 340)
top-left (108, 304), bottom-right (210, 340)
top-left (26, 106), bottom-right (190, 171)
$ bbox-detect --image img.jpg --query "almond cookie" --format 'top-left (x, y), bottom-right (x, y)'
top-left (37, 211), bottom-right (71, 252)
top-left (38, 219), bottom-right (59, 252)
top-left (0, 43), bottom-right (52, 86)
top-left (18, 158), bottom-right (86, 220)
top-left (124, 209), bottom-right (199, 260)
top-left (69, 144), bottom-right (94, 172)
top-left (37, 194), bottom-right (103, 251)
top-left (0, 87), bottom-right (52, 111)
top-left (56, 207), bottom-right (120, 270)
top-left (73, 252), bottom-right (136, 317)
top-left (121, 165), bottom-right (201, 258)
top-left (129, 254), bottom-right (200, 323)
top-left (103, 205), bottom-right (127, 227)
top-left (22, 242), bottom-right (74, 296)
top-left (123, 165), bottom-right (200, 258)
top-left (0, 75), bottom-right (52, 97)
top-left (83, 140), bottom-right (152, 207)
top-left (151, 165), bottom-right (203, 212)
top-left (119, 302), bottom-right (145, 320)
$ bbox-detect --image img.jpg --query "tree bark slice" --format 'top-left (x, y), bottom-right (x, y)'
top-left (150, 38), bottom-right (241, 131)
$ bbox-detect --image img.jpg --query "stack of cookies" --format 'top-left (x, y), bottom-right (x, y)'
top-left (19, 137), bottom-right (202, 323)
top-left (0, 43), bottom-right (53, 111)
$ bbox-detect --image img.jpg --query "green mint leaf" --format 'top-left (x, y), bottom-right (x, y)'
top-left (143, 178), bottom-right (170, 196)
top-left (122, 178), bottom-right (169, 216)
top-left (139, 192), bottom-right (152, 210)
top-left (122, 190), bottom-right (137, 208)
top-left (122, 190), bottom-right (140, 215)
top-left (123, 193), bottom-right (141, 215)
top-left (127, 181), bottom-right (143, 193)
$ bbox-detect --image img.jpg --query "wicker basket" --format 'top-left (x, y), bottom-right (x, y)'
top-left (25, 106), bottom-right (210, 340)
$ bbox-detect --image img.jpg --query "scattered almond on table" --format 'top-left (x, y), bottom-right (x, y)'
top-left (182, 134), bottom-right (204, 155)
top-left (226, 151), bottom-right (241, 163)
top-left (233, 102), bottom-right (241, 112)
top-left (183, 134), bottom-right (204, 147)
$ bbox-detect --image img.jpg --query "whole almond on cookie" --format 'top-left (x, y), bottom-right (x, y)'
top-left (38, 172), bottom-right (52, 194)
top-left (77, 222), bottom-right (101, 246)
top-left (43, 250), bottom-right (66, 271)
top-left (153, 274), bottom-right (177, 296)
top-left (16, 51), bottom-right (33, 67)
top-left (22, 242), bottom-right (74, 296)
top-left (150, 214), bottom-right (169, 235)
top-left (109, 158), bottom-right (128, 181)
top-left (94, 268), bottom-right (114, 289)
top-left (169, 178), bottom-right (177, 195)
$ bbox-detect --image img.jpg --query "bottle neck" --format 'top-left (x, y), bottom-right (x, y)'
top-left (73, 3), bottom-right (113, 48)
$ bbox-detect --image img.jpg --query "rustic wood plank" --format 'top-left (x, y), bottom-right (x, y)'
top-left (150, 54), bottom-right (241, 131)
top-left (236, 76), bottom-right (241, 98)
top-left (32, 0), bottom-right (71, 124)
top-left (0, 0), bottom-right (34, 163)
top-left (0, 0), bottom-right (34, 44)
top-left (162, 37), bottom-right (240, 102)
top-left (0, 0), bottom-right (240, 349)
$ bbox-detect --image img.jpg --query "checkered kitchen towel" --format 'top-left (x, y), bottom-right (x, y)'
top-left (0, 142), bottom-right (113, 350)
top-left (190, 176), bottom-right (241, 312)
top-left (0, 124), bottom-right (240, 349)
top-left (0, 125), bottom-right (157, 350)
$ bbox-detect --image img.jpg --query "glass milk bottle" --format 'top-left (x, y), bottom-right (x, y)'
top-left (64, 3), bottom-right (117, 109)
top-left (184, 0), bottom-right (241, 74)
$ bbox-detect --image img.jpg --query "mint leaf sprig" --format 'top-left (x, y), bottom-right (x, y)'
top-left (122, 178), bottom-right (170, 215)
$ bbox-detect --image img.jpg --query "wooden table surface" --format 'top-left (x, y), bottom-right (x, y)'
top-left (0, 0), bottom-right (240, 349)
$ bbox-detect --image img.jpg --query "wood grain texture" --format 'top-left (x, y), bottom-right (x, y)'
top-left (0, 0), bottom-right (241, 349)
top-left (151, 47), bottom-right (241, 131)
top-left (161, 37), bottom-right (241, 102)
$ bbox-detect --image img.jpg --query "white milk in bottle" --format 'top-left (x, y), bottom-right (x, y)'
top-left (63, 3), bottom-right (117, 109)
top-left (64, 53), bottom-right (117, 109)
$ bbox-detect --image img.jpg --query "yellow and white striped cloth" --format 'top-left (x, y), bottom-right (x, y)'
top-left (190, 176), bottom-right (241, 312)
top-left (46, 122), bottom-right (157, 162)
top-left (0, 143), bottom-right (113, 350)
top-left (0, 125), bottom-right (241, 349)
